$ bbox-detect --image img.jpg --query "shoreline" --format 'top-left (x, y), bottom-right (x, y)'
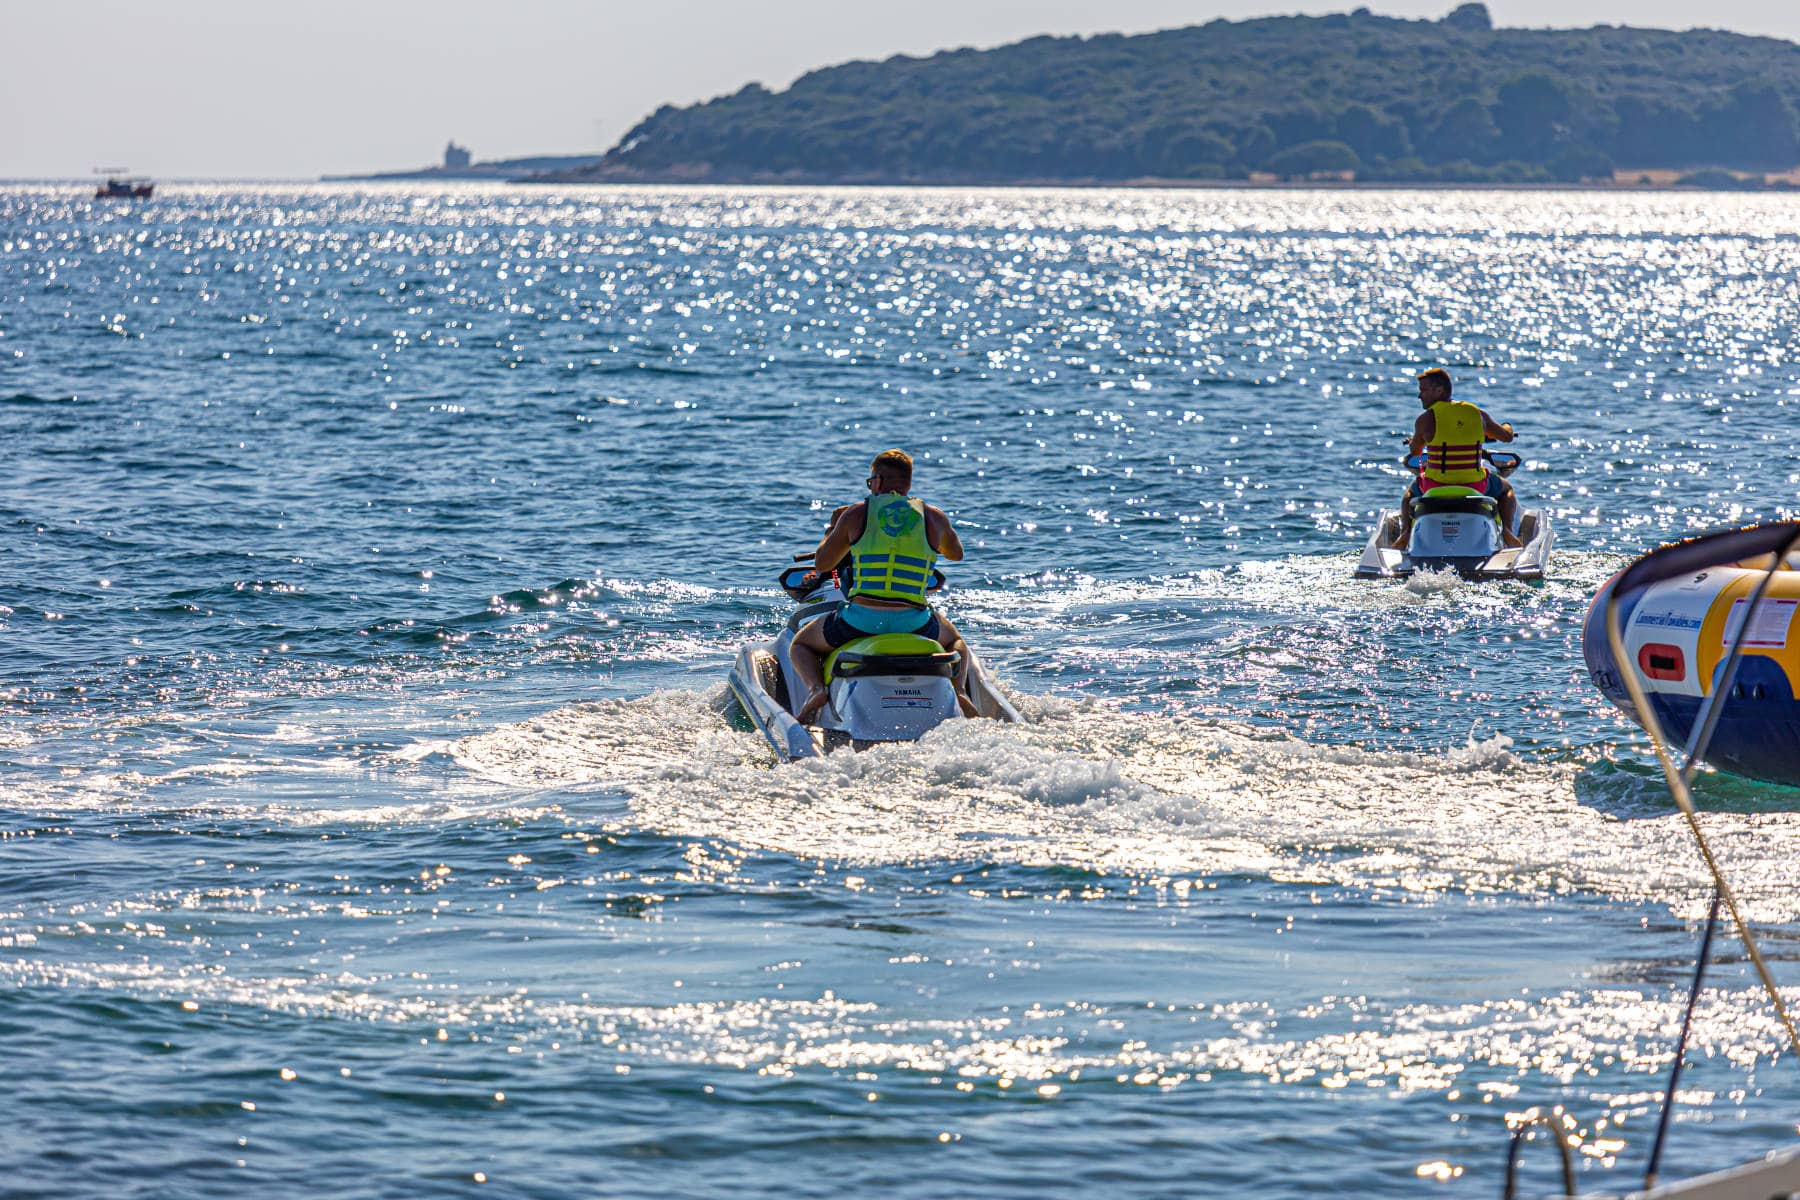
top-left (536, 175), bottom-right (1794, 194)
top-left (385, 167), bottom-right (1800, 194)
top-left (5, 175), bottom-right (1794, 195)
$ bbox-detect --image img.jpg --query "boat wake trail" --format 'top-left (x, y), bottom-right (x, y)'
top-left (449, 688), bottom-right (1800, 922)
top-left (961, 549), bottom-right (1631, 622)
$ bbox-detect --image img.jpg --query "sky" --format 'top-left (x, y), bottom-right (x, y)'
top-left (5, 0), bottom-right (1800, 179)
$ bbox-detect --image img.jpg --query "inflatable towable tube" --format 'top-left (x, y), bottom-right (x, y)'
top-left (1583, 521), bottom-right (1800, 787)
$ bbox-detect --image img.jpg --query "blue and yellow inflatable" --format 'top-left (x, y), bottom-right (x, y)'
top-left (1584, 522), bottom-right (1800, 787)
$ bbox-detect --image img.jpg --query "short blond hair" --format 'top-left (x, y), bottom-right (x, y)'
top-left (871, 448), bottom-right (913, 488)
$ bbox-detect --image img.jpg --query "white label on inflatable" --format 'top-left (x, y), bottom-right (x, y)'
top-left (1625, 577), bottom-right (1719, 698)
top-left (1722, 597), bottom-right (1798, 649)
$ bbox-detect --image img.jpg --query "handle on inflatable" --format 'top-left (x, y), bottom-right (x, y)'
top-left (927, 569), bottom-right (947, 593)
top-left (1403, 452), bottom-right (1425, 470)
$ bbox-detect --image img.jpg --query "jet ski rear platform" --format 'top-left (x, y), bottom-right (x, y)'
top-left (1354, 506), bottom-right (1553, 581)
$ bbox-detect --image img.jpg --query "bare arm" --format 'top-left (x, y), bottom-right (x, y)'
top-left (813, 503), bottom-right (863, 571)
top-left (1479, 408), bottom-right (1515, 442)
top-left (1407, 410), bottom-right (1433, 457)
top-left (925, 505), bottom-right (964, 562)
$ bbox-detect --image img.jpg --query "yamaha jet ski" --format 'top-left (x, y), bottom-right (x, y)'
top-left (1354, 450), bottom-right (1553, 581)
top-left (727, 557), bottom-right (1019, 761)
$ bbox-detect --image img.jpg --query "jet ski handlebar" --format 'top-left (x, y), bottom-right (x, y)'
top-left (778, 561), bottom-right (948, 603)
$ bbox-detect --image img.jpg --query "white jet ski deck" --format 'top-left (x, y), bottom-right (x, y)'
top-left (727, 558), bottom-right (1018, 762)
top-left (1354, 450), bottom-right (1553, 581)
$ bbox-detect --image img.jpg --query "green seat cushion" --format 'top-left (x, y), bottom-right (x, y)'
top-left (823, 632), bottom-right (943, 682)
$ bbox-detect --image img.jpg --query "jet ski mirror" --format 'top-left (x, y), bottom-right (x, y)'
top-left (1485, 451), bottom-right (1522, 477)
top-left (778, 565), bottom-right (818, 601)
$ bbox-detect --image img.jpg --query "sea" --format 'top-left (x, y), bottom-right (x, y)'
top-left (2, 182), bottom-right (1798, 1198)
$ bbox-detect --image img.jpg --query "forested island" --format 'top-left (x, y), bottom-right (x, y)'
top-left (550, 3), bottom-right (1800, 187)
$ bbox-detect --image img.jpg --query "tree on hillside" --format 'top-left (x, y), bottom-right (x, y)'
top-left (1493, 72), bottom-right (1574, 161)
top-left (1422, 96), bottom-right (1500, 163)
top-left (1266, 109), bottom-right (1334, 148)
top-left (1440, 3), bottom-right (1493, 32)
top-left (1152, 128), bottom-right (1237, 176)
top-left (1264, 140), bottom-right (1361, 177)
top-left (1335, 104), bottom-right (1413, 161)
top-left (1229, 124), bottom-right (1278, 169)
top-left (1551, 143), bottom-right (1615, 181)
top-left (1611, 96), bottom-right (1700, 166)
top-left (1702, 82), bottom-right (1800, 168)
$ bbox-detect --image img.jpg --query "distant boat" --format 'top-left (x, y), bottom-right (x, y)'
top-left (93, 169), bottom-right (153, 199)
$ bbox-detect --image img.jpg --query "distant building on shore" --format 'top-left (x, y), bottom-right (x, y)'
top-left (321, 144), bottom-right (605, 183)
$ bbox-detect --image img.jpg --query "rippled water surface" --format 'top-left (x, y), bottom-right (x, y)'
top-left (3, 183), bottom-right (1799, 1198)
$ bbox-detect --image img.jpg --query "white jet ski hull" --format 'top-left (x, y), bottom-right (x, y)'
top-left (727, 579), bottom-right (1019, 763)
top-left (1354, 506), bottom-right (1553, 581)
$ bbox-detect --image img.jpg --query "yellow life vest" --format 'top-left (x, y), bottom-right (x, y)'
top-left (1424, 400), bottom-right (1486, 486)
top-left (849, 494), bottom-right (936, 606)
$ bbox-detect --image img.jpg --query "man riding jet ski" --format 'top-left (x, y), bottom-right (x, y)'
top-left (790, 449), bottom-right (977, 722)
top-left (1400, 367), bottom-right (1520, 549)
top-left (727, 450), bottom-right (1017, 761)
top-left (1353, 368), bottom-right (1553, 580)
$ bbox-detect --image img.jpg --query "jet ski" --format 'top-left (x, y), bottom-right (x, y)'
top-left (727, 557), bottom-right (1019, 761)
top-left (1354, 450), bottom-right (1553, 581)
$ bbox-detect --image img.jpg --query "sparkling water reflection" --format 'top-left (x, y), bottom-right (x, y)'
top-left (2, 183), bottom-right (1798, 1198)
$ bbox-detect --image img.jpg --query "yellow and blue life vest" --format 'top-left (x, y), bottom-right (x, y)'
top-left (1424, 400), bottom-right (1486, 486)
top-left (849, 494), bottom-right (936, 606)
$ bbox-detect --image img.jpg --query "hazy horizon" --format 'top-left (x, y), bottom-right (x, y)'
top-left (7, 0), bottom-right (1800, 180)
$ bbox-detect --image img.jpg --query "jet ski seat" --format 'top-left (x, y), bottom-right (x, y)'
top-left (823, 633), bottom-right (958, 683)
top-left (1414, 484), bottom-right (1498, 518)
